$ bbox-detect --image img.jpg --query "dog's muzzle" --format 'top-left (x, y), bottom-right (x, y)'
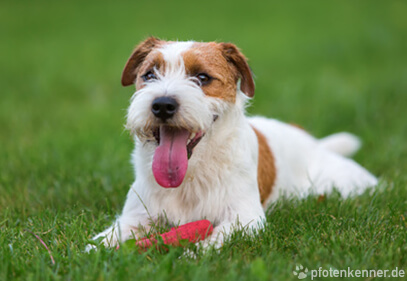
top-left (146, 97), bottom-right (219, 189)
top-left (147, 96), bottom-right (205, 189)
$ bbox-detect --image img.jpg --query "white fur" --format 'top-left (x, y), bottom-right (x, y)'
top-left (318, 132), bottom-right (361, 157)
top-left (248, 117), bottom-right (377, 205)
top-left (88, 41), bottom-right (378, 251)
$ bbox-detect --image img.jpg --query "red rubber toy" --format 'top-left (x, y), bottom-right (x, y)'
top-left (135, 220), bottom-right (213, 250)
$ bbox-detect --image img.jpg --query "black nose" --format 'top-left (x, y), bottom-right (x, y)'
top-left (151, 97), bottom-right (179, 121)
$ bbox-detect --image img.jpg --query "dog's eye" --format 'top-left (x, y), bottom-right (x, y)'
top-left (196, 73), bottom-right (211, 85)
top-left (142, 71), bottom-right (157, 82)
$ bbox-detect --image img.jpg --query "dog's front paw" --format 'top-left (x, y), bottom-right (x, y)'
top-left (87, 223), bottom-right (139, 251)
top-left (84, 243), bottom-right (97, 253)
top-left (84, 236), bottom-right (111, 253)
top-left (180, 248), bottom-right (198, 259)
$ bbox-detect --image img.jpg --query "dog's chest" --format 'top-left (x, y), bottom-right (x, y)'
top-left (134, 114), bottom-right (259, 225)
top-left (146, 180), bottom-right (230, 225)
top-left (143, 143), bottom-right (247, 224)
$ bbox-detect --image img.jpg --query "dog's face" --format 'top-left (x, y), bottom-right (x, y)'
top-left (123, 37), bottom-right (254, 188)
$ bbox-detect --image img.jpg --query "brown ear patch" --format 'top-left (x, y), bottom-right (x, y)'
top-left (121, 37), bottom-right (162, 86)
top-left (252, 126), bottom-right (276, 205)
top-left (220, 43), bottom-right (255, 97)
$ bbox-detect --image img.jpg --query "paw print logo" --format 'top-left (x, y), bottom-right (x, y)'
top-left (293, 264), bottom-right (308, 279)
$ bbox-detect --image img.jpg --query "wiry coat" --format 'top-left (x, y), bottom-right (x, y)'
top-left (89, 38), bottom-right (377, 249)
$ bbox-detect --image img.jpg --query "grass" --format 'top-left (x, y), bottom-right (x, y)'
top-left (1, 0), bottom-right (407, 280)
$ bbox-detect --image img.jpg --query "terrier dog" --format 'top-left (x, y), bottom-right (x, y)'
top-left (89, 37), bottom-right (377, 249)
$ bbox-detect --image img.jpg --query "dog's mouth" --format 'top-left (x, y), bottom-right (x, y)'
top-left (151, 125), bottom-right (204, 188)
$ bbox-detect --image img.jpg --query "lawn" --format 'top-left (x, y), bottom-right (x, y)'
top-left (1, 0), bottom-right (407, 280)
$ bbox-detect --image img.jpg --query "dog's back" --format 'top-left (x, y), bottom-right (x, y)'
top-left (249, 116), bottom-right (378, 206)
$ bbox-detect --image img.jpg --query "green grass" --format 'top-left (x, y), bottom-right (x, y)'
top-left (1, 0), bottom-right (407, 280)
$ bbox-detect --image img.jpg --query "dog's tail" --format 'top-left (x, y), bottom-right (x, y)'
top-left (318, 132), bottom-right (361, 157)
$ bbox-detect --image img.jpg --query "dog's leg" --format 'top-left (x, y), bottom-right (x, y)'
top-left (308, 149), bottom-right (378, 197)
top-left (199, 211), bottom-right (265, 251)
top-left (181, 217), bottom-right (265, 259)
top-left (204, 222), bottom-right (239, 249)
top-left (86, 182), bottom-right (152, 250)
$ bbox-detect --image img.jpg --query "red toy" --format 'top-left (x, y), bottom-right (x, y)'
top-left (135, 220), bottom-right (213, 250)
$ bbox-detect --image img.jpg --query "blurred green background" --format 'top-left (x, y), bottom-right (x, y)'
top-left (1, 0), bottom-right (407, 280)
top-left (1, 0), bottom-right (407, 211)
top-left (1, 0), bottom-right (407, 213)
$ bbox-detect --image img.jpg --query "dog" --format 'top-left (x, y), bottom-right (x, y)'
top-left (89, 37), bottom-right (378, 249)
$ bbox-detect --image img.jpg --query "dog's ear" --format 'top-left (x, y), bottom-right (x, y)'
top-left (220, 43), bottom-right (255, 97)
top-left (121, 37), bottom-right (161, 86)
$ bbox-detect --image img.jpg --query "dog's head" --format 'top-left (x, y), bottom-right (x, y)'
top-left (123, 37), bottom-right (255, 188)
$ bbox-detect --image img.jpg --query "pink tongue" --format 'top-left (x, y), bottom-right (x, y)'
top-left (152, 126), bottom-right (189, 188)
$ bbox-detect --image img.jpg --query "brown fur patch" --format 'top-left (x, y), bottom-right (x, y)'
top-left (122, 39), bottom-right (255, 101)
top-left (252, 126), bottom-right (276, 205)
top-left (121, 37), bottom-right (163, 87)
top-left (220, 43), bottom-right (255, 97)
top-left (182, 43), bottom-right (238, 102)
top-left (135, 51), bottom-right (165, 90)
